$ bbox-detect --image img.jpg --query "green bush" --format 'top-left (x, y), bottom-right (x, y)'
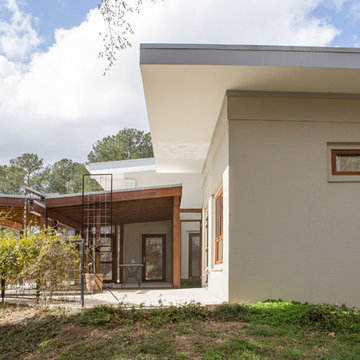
top-left (0, 228), bottom-right (79, 303)
top-left (67, 300), bottom-right (360, 334)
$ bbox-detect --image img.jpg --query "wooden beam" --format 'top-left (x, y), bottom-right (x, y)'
top-left (45, 186), bottom-right (182, 208)
top-left (46, 209), bottom-right (82, 231)
top-left (180, 208), bottom-right (202, 213)
top-left (0, 196), bottom-right (26, 207)
top-left (0, 219), bottom-right (23, 231)
top-left (172, 196), bottom-right (181, 288)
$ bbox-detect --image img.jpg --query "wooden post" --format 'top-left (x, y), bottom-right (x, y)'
top-left (40, 215), bottom-right (46, 230)
top-left (172, 196), bottom-right (181, 288)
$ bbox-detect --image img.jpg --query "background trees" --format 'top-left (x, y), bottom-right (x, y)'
top-left (0, 128), bottom-right (153, 195)
top-left (88, 128), bottom-right (153, 162)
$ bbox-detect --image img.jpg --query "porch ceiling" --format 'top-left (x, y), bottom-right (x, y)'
top-left (54, 196), bottom-right (174, 226)
top-left (0, 185), bottom-right (182, 231)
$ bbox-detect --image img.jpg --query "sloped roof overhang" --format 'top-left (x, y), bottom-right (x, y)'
top-left (140, 44), bottom-right (360, 173)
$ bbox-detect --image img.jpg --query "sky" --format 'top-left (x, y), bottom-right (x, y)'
top-left (1, 0), bottom-right (360, 165)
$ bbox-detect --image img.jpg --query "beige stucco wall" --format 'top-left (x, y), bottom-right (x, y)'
top-left (123, 221), bottom-right (173, 284)
top-left (201, 101), bottom-right (230, 301)
top-left (227, 95), bottom-right (360, 306)
top-left (120, 172), bottom-right (201, 209)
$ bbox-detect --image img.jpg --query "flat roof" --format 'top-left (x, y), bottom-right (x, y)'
top-left (141, 44), bottom-right (360, 68)
top-left (87, 158), bottom-right (155, 172)
top-left (140, 44), bottom-right (360, 173)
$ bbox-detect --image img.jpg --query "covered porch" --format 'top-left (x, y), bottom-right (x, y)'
top-left (0, 185), bottom-right (183, 288)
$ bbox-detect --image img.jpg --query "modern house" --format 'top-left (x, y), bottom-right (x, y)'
top-left (2, 44), bottom-right (360, 306)
top-left (139, 44), bottom-right (360, 306)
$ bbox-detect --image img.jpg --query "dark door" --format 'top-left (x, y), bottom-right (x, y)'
top-left (142, 234), bottom-right (166, 281)
top-left (189, 232), bottom-right (201, 278)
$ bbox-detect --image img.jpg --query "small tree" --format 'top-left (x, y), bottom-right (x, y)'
top-left (0, 224), bottom-right (80, 305)
top-left (24, 231), bottom-right (80, 302)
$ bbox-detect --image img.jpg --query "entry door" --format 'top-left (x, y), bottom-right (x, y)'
top-left (142, 234), bottom-right (166, 281)
top-left (189, 233), bottom-right (201, 278)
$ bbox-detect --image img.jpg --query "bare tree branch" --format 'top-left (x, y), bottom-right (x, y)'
top-left (98, 0), bottom-right (157, 75)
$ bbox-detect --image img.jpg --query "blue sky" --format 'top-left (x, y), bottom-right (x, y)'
top-left (1, 0), bottom-right (360, 164)
top-left (13, 0), bottom-right (360, 51)
top-left (20, 0), bottom-right (97, 50)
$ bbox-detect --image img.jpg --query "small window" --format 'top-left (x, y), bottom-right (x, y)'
top-left (215, 188), bottom-right (223, 265)
top-left (331, 149), bottom-right (360, 175)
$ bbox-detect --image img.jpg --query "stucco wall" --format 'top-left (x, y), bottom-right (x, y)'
top-left (121, 172), bottom-right (201, 209)
top-left (227, 95), bottom-right (360, 306)
top-left (201, 101), bottom-right (230, 301)
top-left (123, 221), bottom-right (173, 283)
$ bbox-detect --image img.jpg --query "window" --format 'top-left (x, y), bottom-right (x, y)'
top-left (215, 187), bottom-right (223, 264)
top-left (331, 149), bottom-right (360, 175)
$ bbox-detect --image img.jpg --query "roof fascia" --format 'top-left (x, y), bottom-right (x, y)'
top-left (140, 44), bottom-right (360, 69)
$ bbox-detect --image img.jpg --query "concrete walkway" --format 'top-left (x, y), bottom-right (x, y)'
top-left (84, 288), bottom-right (224, 308)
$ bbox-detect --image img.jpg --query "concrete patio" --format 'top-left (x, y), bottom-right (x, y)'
top-left (84, 288), bottom-right (224, 308)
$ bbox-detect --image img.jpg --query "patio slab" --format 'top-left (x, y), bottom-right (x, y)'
top-left (84, 288), bottom-right (224, 308)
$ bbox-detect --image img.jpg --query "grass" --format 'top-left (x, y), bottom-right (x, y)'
top-left (1, 300), bottom-right (360, 359)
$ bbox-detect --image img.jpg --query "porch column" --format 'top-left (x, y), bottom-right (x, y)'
top-left (172, 196), bottom-right (181, 287)
top-left (39, 215), bottom-right (46, 230)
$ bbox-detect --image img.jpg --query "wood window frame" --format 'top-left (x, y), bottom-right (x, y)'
top-left (215, 187), bottom-right (223, 265)
top-left (331, 149), bottom-right (360, 175)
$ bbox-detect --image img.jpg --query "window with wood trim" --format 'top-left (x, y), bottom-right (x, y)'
top-left (331, 149), bottom-right (360, 175)
top-left (215, 187), bottom-right (223, 264)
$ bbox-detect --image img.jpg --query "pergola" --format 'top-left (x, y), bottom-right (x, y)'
top-left (0, 185), bottom-right (182, 287)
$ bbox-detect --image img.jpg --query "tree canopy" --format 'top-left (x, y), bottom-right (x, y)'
top-left (87, 128), bottom-right (153, 163)
top-left (0, 128), bottom-right (153, 195)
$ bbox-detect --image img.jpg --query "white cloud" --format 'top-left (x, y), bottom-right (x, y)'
top-left (351, 0), bottom-right (360, 19)
top-left (0, 0), bottom-right (41, 61)
top-left (0, 0), bottom-right (341, 164)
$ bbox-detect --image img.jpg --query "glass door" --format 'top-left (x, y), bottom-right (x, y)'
top-left (142, 234), bottom-right (166, 281)
top-left (189, 233), bottom-right (201, 278)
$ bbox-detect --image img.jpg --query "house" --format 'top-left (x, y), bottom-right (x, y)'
top-left (86, 159), bottom-right (202, 283)
top-left (138, 44), bottom-right (360, 306)
top-left (3, 44), bottom-right (360, 306)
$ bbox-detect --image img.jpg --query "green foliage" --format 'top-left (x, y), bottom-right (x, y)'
top-left (0, 229), bottom-right (79, 302)
top-left (67, 300), bottom-right (360, 335)
top-left (69, 302), bottom-right (208, 327)
top-left (0, 128), bottom-right (151, 196)
top-left (211, 303), bottom-right (249, 321)
top-left (87, 128), bottom-right (153, 163)
top-left (48, 159), bottom-right (92, 194)
top-left (211, 300), bottom-right (360, 334)
top-left (181, 277), bottom-right (201, 288)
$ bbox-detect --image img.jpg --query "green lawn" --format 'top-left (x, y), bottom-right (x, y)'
top-left (1, 300), bottom-right (360, 359)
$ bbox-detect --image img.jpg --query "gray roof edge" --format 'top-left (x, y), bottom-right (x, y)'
top-left (140, 43), bottom-right (360, 69)
top-left (140, 43), bottom-right (360, 54)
